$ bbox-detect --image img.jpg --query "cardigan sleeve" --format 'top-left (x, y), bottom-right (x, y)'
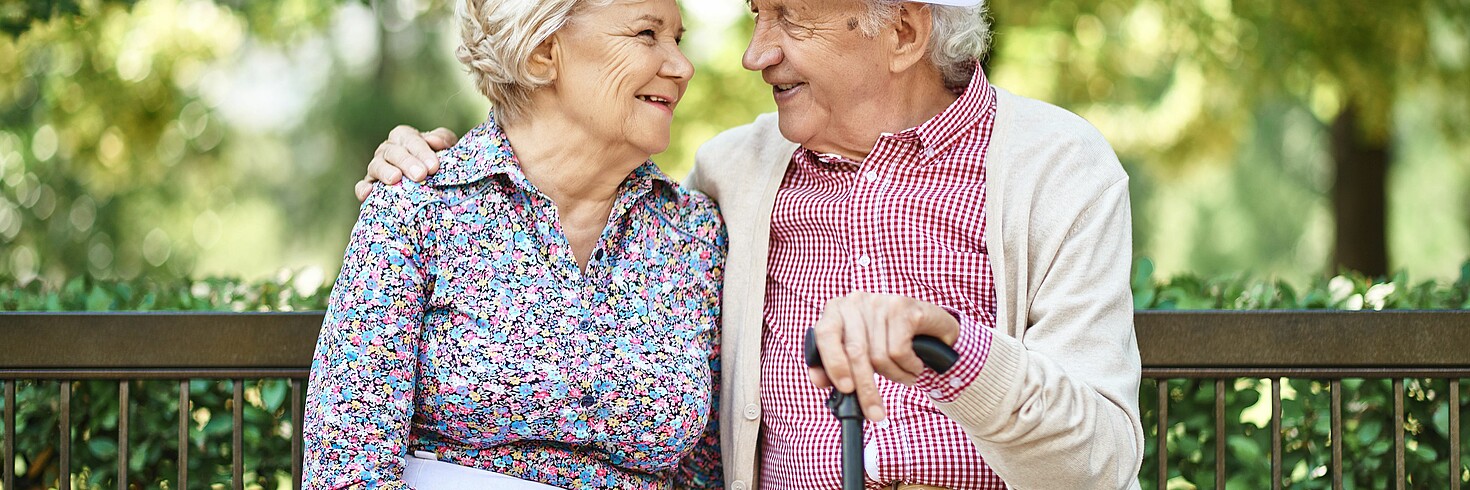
top-left (933, 178), bottom-right (1144, 489)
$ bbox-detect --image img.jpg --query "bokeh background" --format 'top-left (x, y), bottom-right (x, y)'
top-left (2, 0), bottom-right (1468, 289)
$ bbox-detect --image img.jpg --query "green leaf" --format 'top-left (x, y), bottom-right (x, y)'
top-left (203, 415), bottom-right (232, 436)
top-left (85, 285), bottom-right (113, 311)
top-left (1133, 257), bottom-right (1155, 290)
top-left (1457, 260), bottom-right (1470, 289)
top-left (261, 380), bottom-right (287, 412)
top-left (1357, 420), bottom-right (1383, 445)
top-left (1229, 434), bottom-right (1263, 460)
top-left (1413, 444), bottom-right (1438, 462)
top-left (89, 437), bottom-right (118, 458)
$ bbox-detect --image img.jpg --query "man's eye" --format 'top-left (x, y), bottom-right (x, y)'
top-left (638, 29), bottom-right (657, 38)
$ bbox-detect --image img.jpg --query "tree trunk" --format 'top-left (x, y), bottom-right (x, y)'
top-left (1330, 103), bottom-right (1390, 277)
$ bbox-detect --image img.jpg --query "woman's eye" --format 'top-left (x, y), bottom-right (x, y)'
top-left (638, 29), bottom-right (657, 38)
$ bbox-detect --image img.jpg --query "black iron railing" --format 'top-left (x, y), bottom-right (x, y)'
top-left (1, 312), bottom-right (319, 490)
top-left (1, 311), bottom-right (1467, 490)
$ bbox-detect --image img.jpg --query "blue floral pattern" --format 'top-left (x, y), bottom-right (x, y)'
top-left (303, 113), bottom-right (725, 489)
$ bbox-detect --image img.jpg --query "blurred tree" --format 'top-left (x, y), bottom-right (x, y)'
top-left (0, 0), bottom-right (470, 285)
top-left (989, 0), bottom-right (1470, 276)
top-left (1, 0), bottom-right (772, 286)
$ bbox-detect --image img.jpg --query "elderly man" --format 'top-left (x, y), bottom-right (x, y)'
top-left (358, 0), bottom-right (1143, 488)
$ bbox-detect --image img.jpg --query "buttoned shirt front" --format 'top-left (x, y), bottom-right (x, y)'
top-left (759, 70), bottom-right (1005, 489)
top-left (303, 114), bottom-right (725, 490)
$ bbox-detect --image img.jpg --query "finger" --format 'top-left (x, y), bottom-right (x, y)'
top-left (888, 306), bottom-right (927, 380)
top-left (837, 302), bottom-right (885, 421)
top-left (381, 144), bottom-right (426, 182)
top-left (863, 299), bottom-right (910, 385)
top-left (912, 302), bottom-right (961, 346)
top-left (808, 367), bottom-right (832, 389)
top-left (424, 128), bottom-right (458, 151)
top-left (367, 154), bottom-right (404, 185)
top-left (812, 303), bottom-right (855, 394)
top-left (389, 126), bottom-right (436, 181)
top-left (422, 128), bottom-right (457, 173)
top-left (354, 179), bottom-right (374, 202)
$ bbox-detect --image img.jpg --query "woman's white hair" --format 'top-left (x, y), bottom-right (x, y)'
top-left (455, 0), bottom-right (614, 123)
top-left (858, 1), bottom-right (992, 89)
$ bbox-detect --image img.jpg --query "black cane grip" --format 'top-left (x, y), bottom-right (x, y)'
top-left (803, 327), bottom-right (960, 375)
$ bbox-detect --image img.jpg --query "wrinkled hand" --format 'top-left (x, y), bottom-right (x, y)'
top-left (809, 292), bottom-right (960, 421)
top-left (354, 125), bottom-right (459, 202)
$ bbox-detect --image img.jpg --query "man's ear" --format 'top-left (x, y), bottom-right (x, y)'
top-left (527, 35), bottom-right (559, 81)
top-left (888, 4), bottom-right (934, 73)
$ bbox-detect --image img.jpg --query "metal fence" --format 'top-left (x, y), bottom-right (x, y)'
top-left (1, 311), bottom-right (1467, 489)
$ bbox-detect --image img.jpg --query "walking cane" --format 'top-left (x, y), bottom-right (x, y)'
top-left (803, 327), bottom-right (960, 490)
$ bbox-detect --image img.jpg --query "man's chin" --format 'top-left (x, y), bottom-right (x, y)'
top-left (774, 113), bottom-right (817, 147)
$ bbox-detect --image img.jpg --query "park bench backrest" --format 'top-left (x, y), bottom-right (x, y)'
top-left (2, 311), bottom-right (1468, 490)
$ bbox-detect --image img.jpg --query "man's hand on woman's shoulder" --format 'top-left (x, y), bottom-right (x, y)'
top-left (356, 125), bottom-right (458, 201)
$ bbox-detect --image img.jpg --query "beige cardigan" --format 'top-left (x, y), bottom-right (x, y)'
top-left (685, 87), bottom-right (1144, 490)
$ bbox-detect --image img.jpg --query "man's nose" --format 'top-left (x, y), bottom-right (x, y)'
top-left (742, 26), bottom-right (783, 71)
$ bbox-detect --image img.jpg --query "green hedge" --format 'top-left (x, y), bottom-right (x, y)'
top-left (2, 260), bottom-right (1468, 489)
top-left (1128, 260), bottom-right (1470, 489)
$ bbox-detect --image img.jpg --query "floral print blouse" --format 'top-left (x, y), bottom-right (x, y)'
top-left (303, 113), bottom-right (726, 490)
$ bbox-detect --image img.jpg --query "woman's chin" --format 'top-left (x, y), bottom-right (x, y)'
top-left (640, 141), bottom-right (671, 157)
top-left (629, 132), bottom-right (672, 157)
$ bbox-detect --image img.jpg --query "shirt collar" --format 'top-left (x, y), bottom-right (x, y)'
top-left (910, 65), bottom-right (995, 154)
top-left (794, 64), bottom-right (995, 168)
top-left (427, 111), bottom-right (677, 191)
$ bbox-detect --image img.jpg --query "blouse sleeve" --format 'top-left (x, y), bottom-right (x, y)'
top-left (302, 182), bottom-right (433, 490)
top-left (673, 324), bottom-right (723, 488)
top-left (673, 207), bottom-right (726, 489)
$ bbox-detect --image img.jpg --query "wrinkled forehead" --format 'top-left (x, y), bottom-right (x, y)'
top-left (746, 0), bottom-right (865, 10)
top-left (582, 0), bottom-right (685, 28)
top-left (747, 0), bottom-right (982, 7)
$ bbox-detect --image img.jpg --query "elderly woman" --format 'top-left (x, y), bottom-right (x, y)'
top-left (301, 0), bottom-right (723, 488)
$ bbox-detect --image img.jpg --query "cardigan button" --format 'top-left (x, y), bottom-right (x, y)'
top-left (732, 481), bottom-right (747, 490)
top-left (580, 395), bottom-right (597, 407)
top-left (743, 404), bottom-right (759, 420)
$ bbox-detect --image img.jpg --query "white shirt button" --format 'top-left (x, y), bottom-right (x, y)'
top-left (929, 389), bottom-right (944, 398)
top-left (949, 377), bottom-right (965, 388)
top-left (743, 403), bottom-right (760, 420)
top-left (863, 170), bottom-right (879, 182)
top-left (856, 254), bottom-right (872, 267)
top-left (874, 417), bottom-right (890, 430)
top-left (732, 481), bottom-right (748, 490)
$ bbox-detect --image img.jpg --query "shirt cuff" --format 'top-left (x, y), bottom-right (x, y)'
top-left (913, 309), bottom-right (992, 403)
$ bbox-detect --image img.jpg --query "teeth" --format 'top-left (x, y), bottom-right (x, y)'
top-left (774, 83), bottom-right (799, 91)
top-left (637, 95), bottom-right (670, 103)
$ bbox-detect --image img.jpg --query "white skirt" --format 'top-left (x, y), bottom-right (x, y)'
top-left (404, 451), bottom-right (565, 489)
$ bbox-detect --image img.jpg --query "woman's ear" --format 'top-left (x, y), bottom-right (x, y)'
top-left (527, 35), bottom-right (559, 81)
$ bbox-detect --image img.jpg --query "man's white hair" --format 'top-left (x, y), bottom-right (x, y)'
top-left (858, 1), bottom-right (992, 89)
top-left (455, 0), bottom-right (614, 123)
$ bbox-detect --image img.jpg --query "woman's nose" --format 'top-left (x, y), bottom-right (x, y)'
top-left (664, 44), bottom-right (695, 82)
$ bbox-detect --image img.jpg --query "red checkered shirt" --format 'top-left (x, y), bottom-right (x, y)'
top-left (759, 69), bottom-right (1005, 490)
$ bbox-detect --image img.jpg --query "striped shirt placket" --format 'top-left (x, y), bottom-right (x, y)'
top-left (760, 69), bottom-right (1006, 490)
